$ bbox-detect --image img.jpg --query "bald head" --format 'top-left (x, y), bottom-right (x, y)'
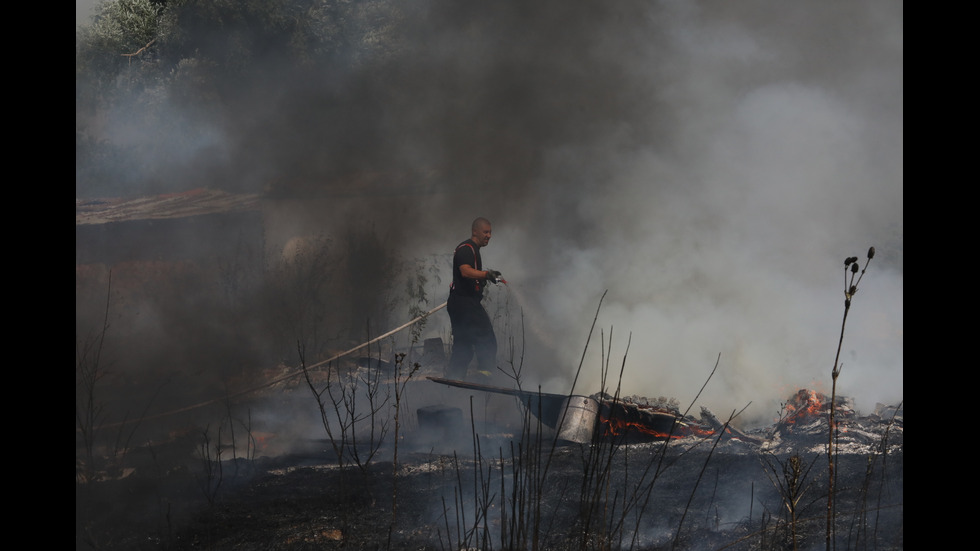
top-left (471, 217), bottom-right (491, 233)
top-left (471, 217), bottom-right (492, 247)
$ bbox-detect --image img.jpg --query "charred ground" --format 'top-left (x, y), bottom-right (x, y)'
top-left (75, 379), bottom-right (903, 551)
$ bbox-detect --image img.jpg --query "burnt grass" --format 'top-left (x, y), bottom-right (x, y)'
top-left (76, 407), bottom-right (903, 551)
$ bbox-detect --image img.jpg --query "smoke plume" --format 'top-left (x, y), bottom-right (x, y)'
top-left (77, 1), bottom-right (902, 429)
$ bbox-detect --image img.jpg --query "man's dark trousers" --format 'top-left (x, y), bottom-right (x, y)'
top-left (446, 293), bottom-right (497, 379)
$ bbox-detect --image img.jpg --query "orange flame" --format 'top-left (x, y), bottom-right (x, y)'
top-left (598, 415), bottom-right (716, 439)
top-left (782, 389), bottom-right (826, 424)
top-left (599, 416), bottom-right (683, 439)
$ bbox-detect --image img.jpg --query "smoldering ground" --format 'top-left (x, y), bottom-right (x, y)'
top-left (77, 0), bottom-right (901, 447)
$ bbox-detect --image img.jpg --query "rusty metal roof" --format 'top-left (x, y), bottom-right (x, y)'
top-left (75, 188), bottom-right (262, 225)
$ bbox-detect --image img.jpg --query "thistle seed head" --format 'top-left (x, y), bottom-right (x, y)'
top-left (851, 263), bottom-right (859, 274)
top-left (867, 246), bottom-right (875, 259)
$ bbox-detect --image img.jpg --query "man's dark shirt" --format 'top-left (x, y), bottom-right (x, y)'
top-left (450, 239), bottom-right (483, 297)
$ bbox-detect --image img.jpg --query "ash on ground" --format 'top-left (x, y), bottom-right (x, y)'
top-left (76, 388), bottom-right (903, 550)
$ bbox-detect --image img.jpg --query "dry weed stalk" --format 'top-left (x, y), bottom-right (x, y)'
top-left (673, 404), bottom-right (750, 550)
top-left (76, 270), bottom-right (151, 482)
top-left (441, 291), bottom-right (740, 551)
top-left (388, 351), bottom-right (421, 548)
top-left (762, 452), bottom-right (819, 551)
top-left (827, 247), bottom-right (875, 550)
top-left (299, 338), bottom-right (391, 472)
top-left (76, 271), bottom-right (113, 483)
top-left (300, 344), bottom-right (349, 469)
top-left (197, 425), bottom-right (224, 507)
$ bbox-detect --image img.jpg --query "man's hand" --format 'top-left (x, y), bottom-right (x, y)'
top-left (486, 270), bottom-right (503, 284)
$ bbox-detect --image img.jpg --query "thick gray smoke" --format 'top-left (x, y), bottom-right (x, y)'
top-left (403, 1), bottom-right (903, 423)
top-left (77, 1), bottom-right (902, 429)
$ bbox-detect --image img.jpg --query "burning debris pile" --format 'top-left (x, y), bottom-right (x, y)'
top-left (427, 377), bottom-right (769, 445)
top-left (423, 377), bottom-right (905, 454)
top-left (762, 388), bottom-right (904, 455)
top-left (590, 392), bottom-right (761, 443)
top-left (779, 389), bottom-right (855, 432)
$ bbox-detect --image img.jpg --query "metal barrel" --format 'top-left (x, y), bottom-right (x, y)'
top-left (555, 395), bottom-right (600, 443)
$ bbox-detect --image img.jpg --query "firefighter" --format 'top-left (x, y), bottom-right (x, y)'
top-left (445, 217), bottom-right (503, 380)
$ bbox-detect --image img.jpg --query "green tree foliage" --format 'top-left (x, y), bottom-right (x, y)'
top-left (76, 0), bottom-right (407, 196)
top-left (76, 0), bottom-right (170, 94)
top-left (76, 1), bottom-right (170, 196)
top-left (80, 0), bottom-right (160, 60)
top-left (77, 0), bottom-right (403, 106)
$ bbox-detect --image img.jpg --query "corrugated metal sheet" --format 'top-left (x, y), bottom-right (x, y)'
top-left (76, 188), bottom-right (262, 225)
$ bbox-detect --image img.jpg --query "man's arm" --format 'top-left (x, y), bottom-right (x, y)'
top-left (457, 244), bottom-right (491, 280)
top-left (459, 264), bottom-right (490, 280)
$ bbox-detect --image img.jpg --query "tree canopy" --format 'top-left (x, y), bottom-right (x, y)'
top-left (76, 0), bottom-right (407, 197)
